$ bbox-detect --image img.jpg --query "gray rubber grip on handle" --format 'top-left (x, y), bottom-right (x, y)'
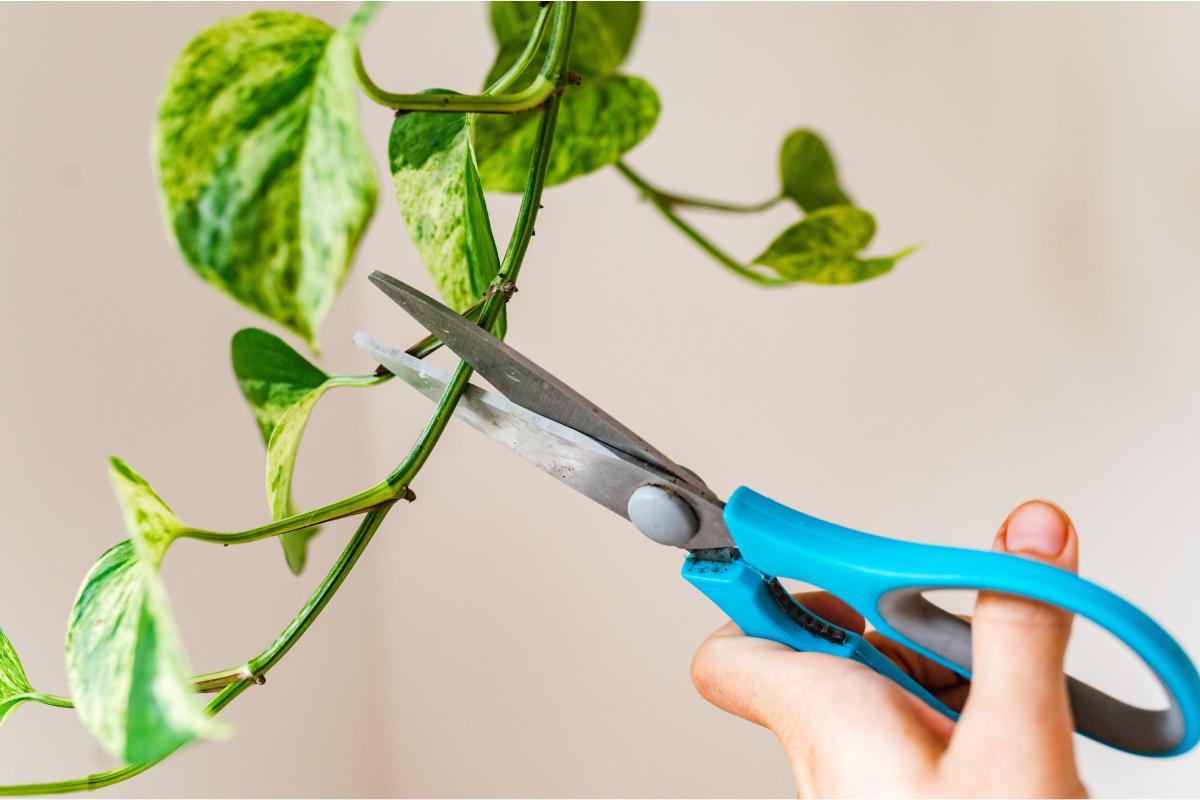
top-left (877, 588), bottom-right (1185, 754)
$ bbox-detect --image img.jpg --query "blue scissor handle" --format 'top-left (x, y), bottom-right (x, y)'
top-left (682, 487), bottom-right (1200, 757)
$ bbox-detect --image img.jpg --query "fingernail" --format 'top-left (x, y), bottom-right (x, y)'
top-left (1001, 501), bottom-right (1069, 556)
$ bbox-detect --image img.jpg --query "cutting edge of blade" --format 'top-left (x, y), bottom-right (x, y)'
top-left (366, 271), bottom-right (689, 481)
top-left (354, 330), bottom-right (735, 551)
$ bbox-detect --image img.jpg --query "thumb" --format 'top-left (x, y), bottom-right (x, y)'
top-left (952, 500), bottom-right (1080, 773)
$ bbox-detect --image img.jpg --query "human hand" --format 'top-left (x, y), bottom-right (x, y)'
top-left (691, 500), bottom-right (1088, 798)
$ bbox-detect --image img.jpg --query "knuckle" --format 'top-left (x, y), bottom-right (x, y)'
top-left (975, 593), bottom-right (1072, 634)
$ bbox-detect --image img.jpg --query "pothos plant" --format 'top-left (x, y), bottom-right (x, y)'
top-left (0, 1), bottom-right (912, 793)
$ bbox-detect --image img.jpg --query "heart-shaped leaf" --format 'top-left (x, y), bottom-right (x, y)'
top-left (474, 1), bottom-right (659, 191)
top-left (475, 75), bottom-right (660, 193)
top-left (753, 205), bottom-right (913, 284)
top-left (779, 129), bottom-right (851, 212)
top-left (232, 328), bottom-right (380, 574)
top-left (154, 10), bottom-right (378, 349)
top-left (66, 460), bottom-right (216, 763)
top-left (389, 97), bottom-right (505, 335)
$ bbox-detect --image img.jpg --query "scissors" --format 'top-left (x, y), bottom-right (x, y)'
top-left (356, 270), bottom-right (1200, 758)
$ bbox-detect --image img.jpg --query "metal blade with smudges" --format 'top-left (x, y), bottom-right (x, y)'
top-left (367, 271), bottom-right (685, 479)
top-left (354, 332), bottom-right (734, 551)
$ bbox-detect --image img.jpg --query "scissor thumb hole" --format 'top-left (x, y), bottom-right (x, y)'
top-left (967, 504), bottom-right (1078, 703)
top-left (951, 502), bottom-right (1079, 761)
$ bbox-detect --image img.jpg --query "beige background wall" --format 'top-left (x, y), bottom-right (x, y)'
top-left (1, 2), bottom-right (1199, 796)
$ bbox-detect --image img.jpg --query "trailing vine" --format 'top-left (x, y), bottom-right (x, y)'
top-left (0, 2), bottom-right (912, 793)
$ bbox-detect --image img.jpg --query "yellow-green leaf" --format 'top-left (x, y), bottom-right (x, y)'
top-left (389, 97), bottom-right (504, 335)
top-left (779, 129), bottom-right (851, 212)
top-left (0, 628), bottom-right (61, 725)
top-left (154, 10), bottom-right (378, 349)
top-left (65, 541), bottom-right (219, 764)
top-left (108, 458), bottom-right (184, 567)
top-left (753, 205), bottom-right (913, 284)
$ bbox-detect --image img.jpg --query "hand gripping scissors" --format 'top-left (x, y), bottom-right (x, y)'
top-left (357, 270), bottom-right (1200, 757)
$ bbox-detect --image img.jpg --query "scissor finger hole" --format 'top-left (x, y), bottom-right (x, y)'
top-left (882, 587), bottom-right (1182, 753)
top-left (911, 589), bottom-right (1168, 710)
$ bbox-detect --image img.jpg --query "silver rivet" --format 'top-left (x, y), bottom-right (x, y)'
top-left (627, 485), bottom-right (698, 547)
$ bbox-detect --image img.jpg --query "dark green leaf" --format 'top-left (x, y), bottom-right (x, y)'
top-left (753, 205), bottom-right (912, 284)
top-left (488, 1), bottom-right (641, 81)
top-left (65, 541), bottom-right (218, 763)
top-left (475, 75), bottom-right (660, 192)
top-left (779, 129), bottom-right (851, 212)
top-left (232, 329), bottom-right (326, 573)
top-left (231, 329), bottom-right (380, 574)
top-left (389, 98), bottom-right (505, 335)
top-left (154, 10), bottom-right (378, 349)
top-left (232, 328), bottom-right (329, 443)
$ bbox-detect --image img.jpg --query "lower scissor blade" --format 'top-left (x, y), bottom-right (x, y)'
top-left (355, 332), bottom-right (735, 551)
top-left (355, 333), bottom-right (654, 519)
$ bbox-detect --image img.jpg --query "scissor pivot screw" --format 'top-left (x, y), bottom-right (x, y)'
top-left (627, 485), bottom-right (698, 547)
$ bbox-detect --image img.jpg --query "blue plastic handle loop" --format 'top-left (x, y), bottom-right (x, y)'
top-left (681, 487), bottom-right (1200, 756)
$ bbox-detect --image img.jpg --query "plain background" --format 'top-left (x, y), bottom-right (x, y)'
top-left (2, 1), bottom-right (1199, 796)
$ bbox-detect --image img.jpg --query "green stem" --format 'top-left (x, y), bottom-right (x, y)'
top-left (356, 2), bottom-right (569, 113)
top-left (482, 2), bottom-right (575, 330)
top-left (0, 8), bottom-right (581, 796)
top-left (380, 0), bottom-right (575, 488)
top-left (383, 362), bottom-right (474, 488)
top-left (178, 479), bottom-right (394, 545)
top-left (26, 692), bottom-right (73, 709)
top-left (0, 682), bottom-right (251, 796)
top-left (628, 178), bottom-right (783, 215)
top-left (485, 3), bottom-right (553, 95)
top-left (246, 505), bottom-right (391, 676)
top-left (614, 161), bottom-right (789, 286)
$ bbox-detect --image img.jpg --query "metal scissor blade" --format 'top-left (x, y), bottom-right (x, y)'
top-left (355, 332), bottom-right (732, 550)
top-left (368, 271), bottom-right (685, 479)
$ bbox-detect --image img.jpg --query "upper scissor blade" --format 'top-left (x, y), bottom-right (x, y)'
top-left (368, 271), bottom-right (685, 478)
top-left (356, 331), bottom-right (734, 551)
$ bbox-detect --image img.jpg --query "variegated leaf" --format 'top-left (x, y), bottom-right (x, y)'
top-left (65, 541), bottom-right (218, 763)
top-left (488, 1), bottom-right (641, 81)
top-left (389, 98), bottom-right (504, 334)
top-left (108, 458), bottom-right (184, 566)
top-left (0, 628), bottom-right (57, 726)
top-left (154, 9), bottom-right (378, 349)
top-left (753, 205), bottom-right (913, 284)
top-left (232, 328), bottom-right (380, 574)
top-left (475, 1), bottom-right (659, 191)
top-left (475, 75), bottom-right (660, 192)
